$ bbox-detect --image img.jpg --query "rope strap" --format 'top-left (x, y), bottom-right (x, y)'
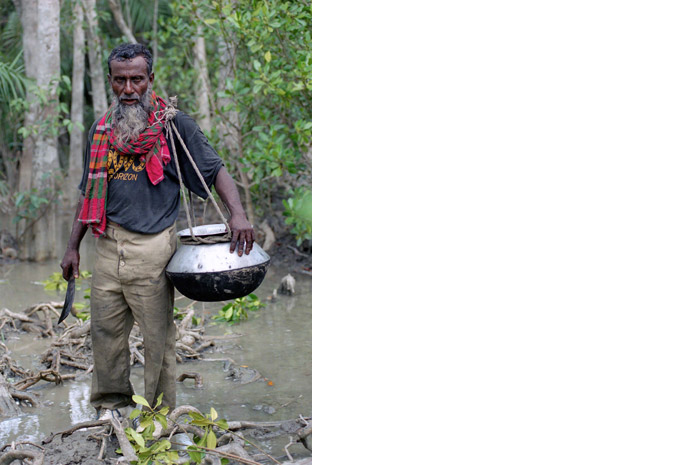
top-left (163, 97), bottom-right (231, 245)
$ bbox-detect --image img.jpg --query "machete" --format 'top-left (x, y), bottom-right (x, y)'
top-left (58, 276), bottom-right (75, 325)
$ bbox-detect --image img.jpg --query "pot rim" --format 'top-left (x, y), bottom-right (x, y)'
top-left (177, 223), bottom-right (228, 238)
top-left (166, 260), bottom-right (271, 276)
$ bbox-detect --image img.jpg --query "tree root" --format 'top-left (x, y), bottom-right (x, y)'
top-left (13, 369), bottom-right (68, 391)
top-left (41, 420), bottom-right (110, 444)
top-left (177, 372), bottom-right (204, 388)
top-left (11, 391), bottom-right (38, 407)
top-left (108, 416), bottom-right (138, 462)
top-left (34, 408), bottom-right (311, 464)
top-left (0, 449), bottom-right (43, 465)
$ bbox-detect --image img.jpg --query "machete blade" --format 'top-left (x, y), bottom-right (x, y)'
top-left (58, 276), bottom-right (75, 325)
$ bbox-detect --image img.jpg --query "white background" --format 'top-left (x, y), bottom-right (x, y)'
top-left (315, 1), bottom-right (698, 463)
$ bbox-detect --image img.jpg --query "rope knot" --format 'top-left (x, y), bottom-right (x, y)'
top-left (154, 95), bottom-right (179, 125)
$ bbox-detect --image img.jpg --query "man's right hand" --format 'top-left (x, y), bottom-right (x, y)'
top-left (60, 248), bottom-right (80, 281)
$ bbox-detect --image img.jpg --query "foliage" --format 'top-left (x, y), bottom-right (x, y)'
top-left (125, 393), bottom-right (178, 465)
top-left (184, 407), bottom-right (229, 463)
top-left (0, 0), bottom-right (312, 254)
top-left (157, 0), bottom-right (312, 230)
top-left (40, 270), bottom-right (91, 292)
top-left (12, 188), bottom-right (50, 224)
top-left (11, 75), bottom-right (83, 140)
top-left (9, 171), bottom-right (63, 241)
top-left (283, 186), bottom-right (311, 245)
top-left (125, 393), bottom-right (230, 465)
top-left (0, 51), bottom-right (27, 102)
top-left (41, 270), bottom-right (92, 320)
top-left (213, 294), bottom-right (263, 325)
top-left (215, 0), bottom-right (312, 190)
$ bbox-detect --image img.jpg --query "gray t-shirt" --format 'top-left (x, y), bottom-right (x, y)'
top-left (79, 111), bottom-right (223, 234)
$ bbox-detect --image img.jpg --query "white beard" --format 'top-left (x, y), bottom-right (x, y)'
top-left (111, 82), bottom-right (153, 145)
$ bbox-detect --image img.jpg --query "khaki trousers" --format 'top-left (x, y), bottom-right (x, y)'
top-left (89, 222), bottom-right (177, 411)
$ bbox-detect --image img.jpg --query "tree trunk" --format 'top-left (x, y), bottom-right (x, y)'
top-left (108, 0), bottom-right (137, 43)
top-left (85, 0), bottom-right (108, 117)
top-left (18, 0), bottom-right (60, 261)
top-left (152, 0), bottom-right (159, 66)
top-left (216, 39), bottom-right (255, 225)
top-left (16, 0), bottom-right (36, 197)
top-left (68, 0), bottom-right (86, 204)
top-left (193, 27), bottom-right (212, 133)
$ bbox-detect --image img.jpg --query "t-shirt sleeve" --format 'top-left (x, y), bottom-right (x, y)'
top-left (78, 121), bottom-right (99, 195)
top-left (171, 112), bottom-right (223, 199)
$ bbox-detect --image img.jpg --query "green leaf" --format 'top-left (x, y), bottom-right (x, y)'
top-left (132, 395), bottom-right (150, 407)
top-left (151, 439), bottom-right (171, 453)
top-left (206, 430), bottom-right (217, 449)
top-left (264, 51), bottom-right (272, 62)
top-left (132, 431), bottom-right (145, 447)
top-left (155, 392), bottom-right (163, 408)
top-left (191, 418), bottom-right (212, 427)
top-left (187, 449), bottom-right (203, 463)
top-left (210, 407), bottom-right (218, 421)
top-left (129, 409), bottom-right (141, 420)
top-left (155, 414), bottom-right (168, 430)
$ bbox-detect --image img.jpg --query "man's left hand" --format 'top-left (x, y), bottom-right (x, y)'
top-left (229, 216), bottom-right (255, 256)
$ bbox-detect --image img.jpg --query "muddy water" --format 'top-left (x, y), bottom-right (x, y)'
top-left (0, 233), bottom-right (311, 451)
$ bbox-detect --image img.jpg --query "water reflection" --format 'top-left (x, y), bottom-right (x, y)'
top-left (68, 382), bottom-right (92, 426)
top-left (0, 413), bottom-right (39, 443)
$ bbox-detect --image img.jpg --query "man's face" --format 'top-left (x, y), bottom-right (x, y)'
top-left (108, 56), bottom-right (153, 105)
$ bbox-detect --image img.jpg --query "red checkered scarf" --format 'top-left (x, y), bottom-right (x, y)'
top-left (78, 92), bottom-right (172, 236)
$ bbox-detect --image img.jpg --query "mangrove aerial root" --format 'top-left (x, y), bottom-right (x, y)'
top-left (41, 420), bottom-right (111, 444)
top-left (177, 372), bottom-right (204, 388)
top-left (0, 449), bottom-right (44, 465)
top-left (33, 405), bottom-right (311, 464)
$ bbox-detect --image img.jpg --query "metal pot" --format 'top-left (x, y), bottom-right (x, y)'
top-left (165, 224), bottom-right (271, 302)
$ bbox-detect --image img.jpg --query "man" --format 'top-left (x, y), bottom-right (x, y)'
top-left (60, 43), bottom-right (254, 420)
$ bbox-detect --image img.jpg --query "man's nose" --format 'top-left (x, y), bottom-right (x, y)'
top-left (124, 79), bottom-right (133, 94)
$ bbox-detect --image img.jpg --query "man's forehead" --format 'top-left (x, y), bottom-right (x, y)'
top-left (110, 56), bottom-right (149, 75)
